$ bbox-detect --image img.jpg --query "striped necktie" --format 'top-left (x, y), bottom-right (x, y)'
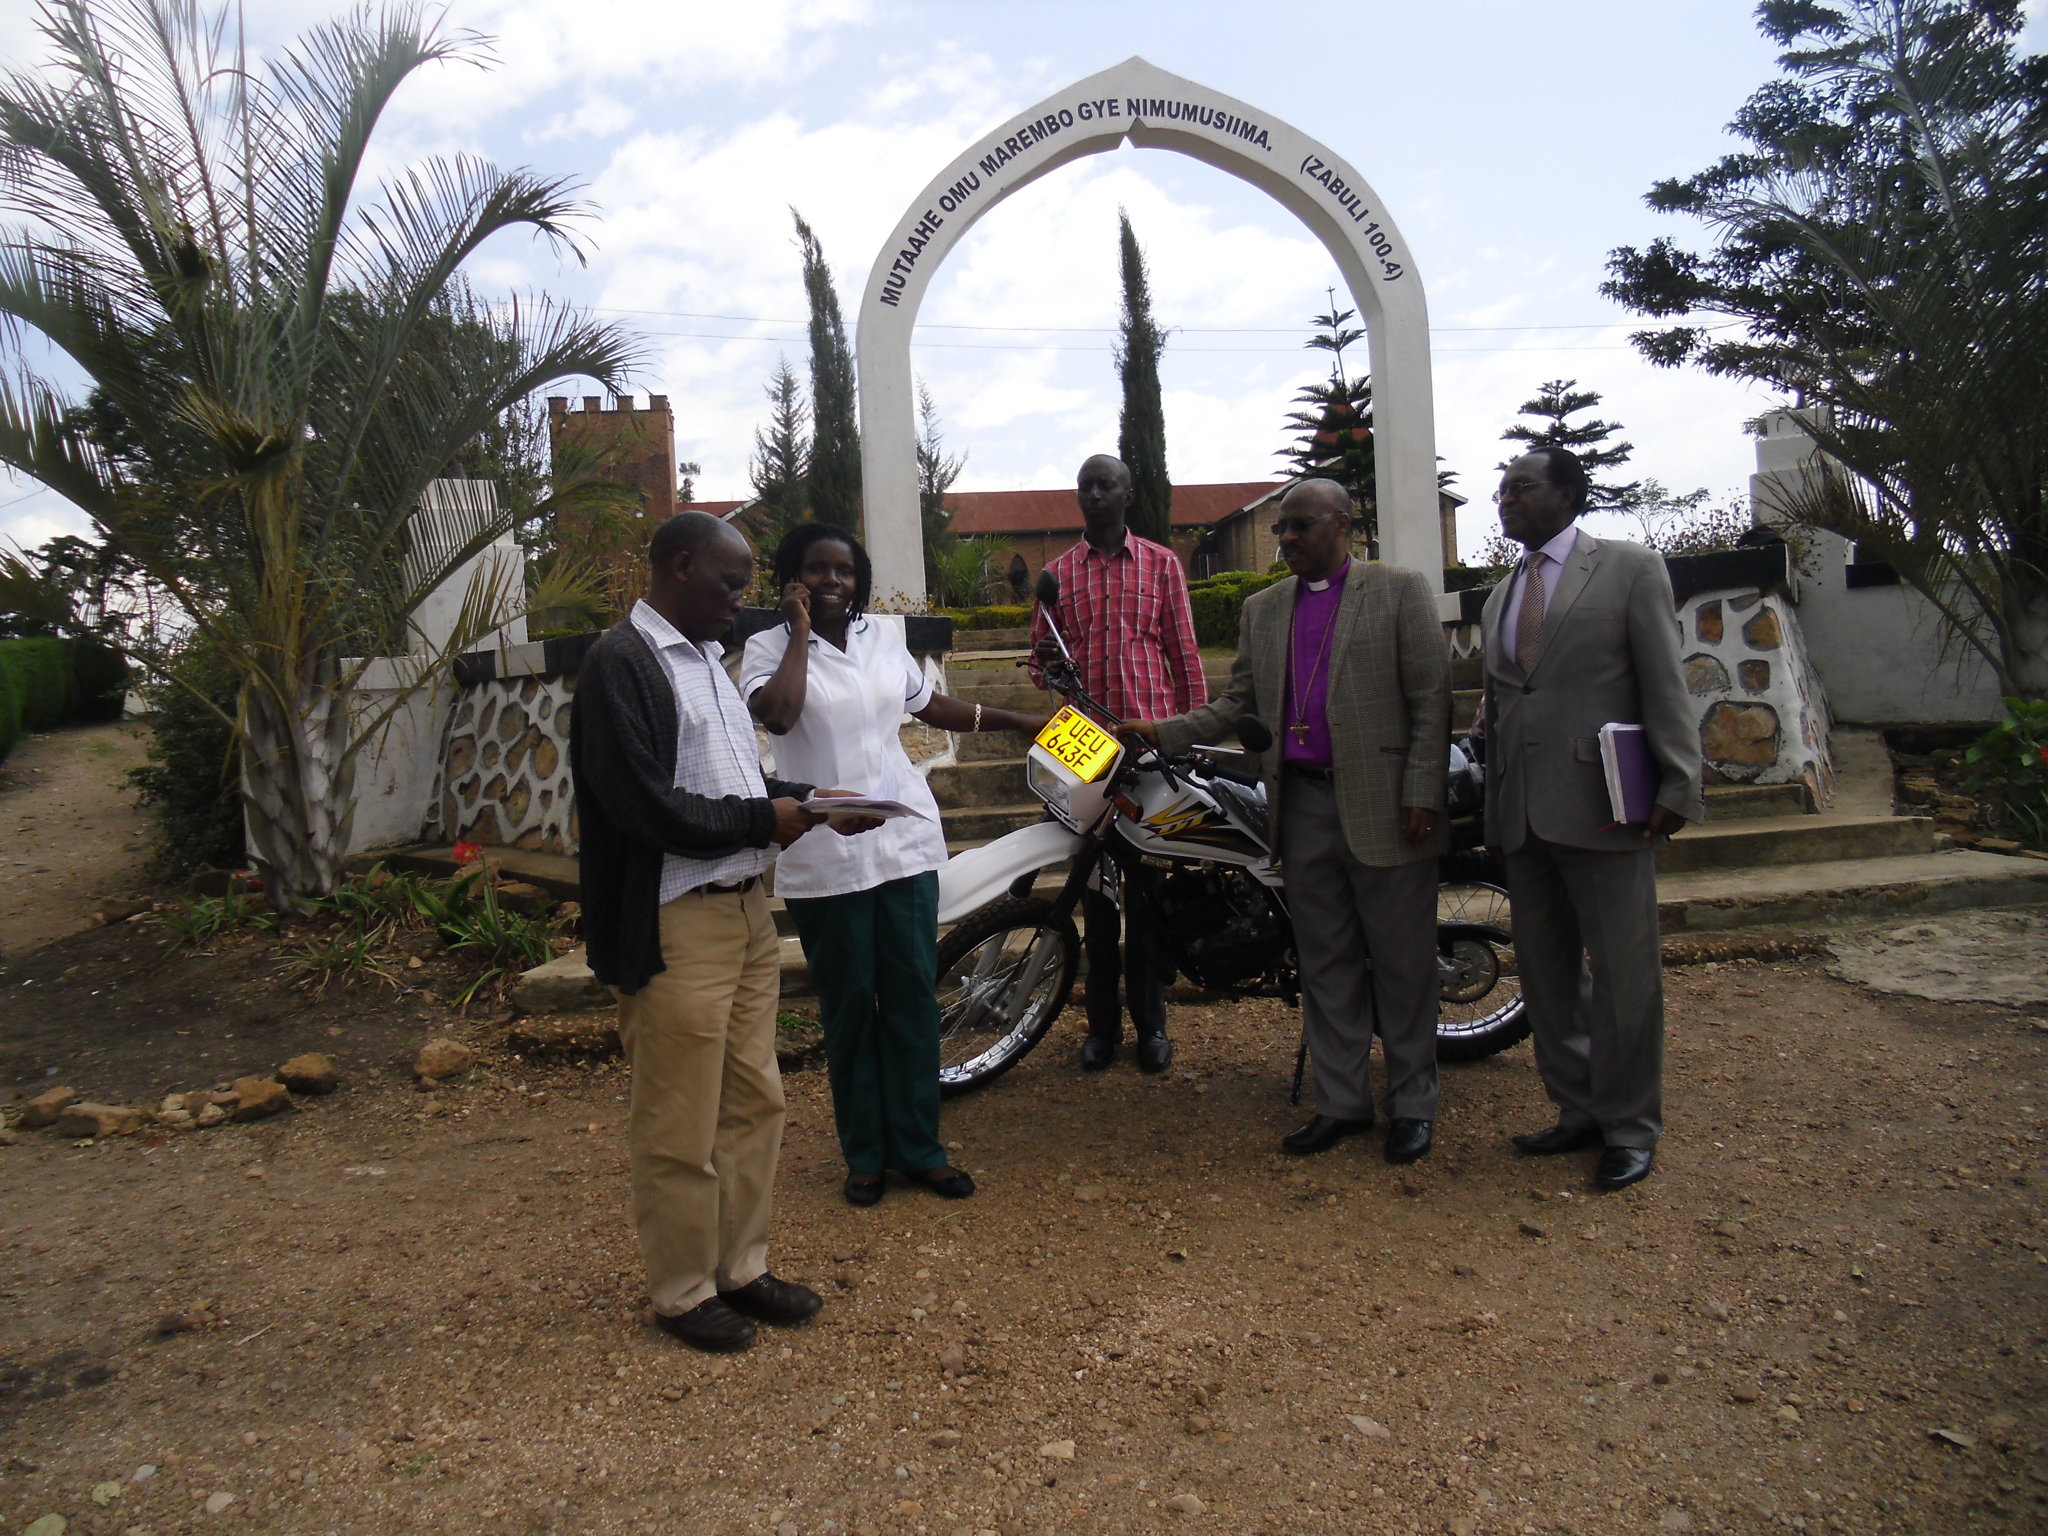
top-left (1515, 552), bottom-right (1548, 668)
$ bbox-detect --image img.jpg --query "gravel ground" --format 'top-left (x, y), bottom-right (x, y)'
top-left (4, 938), bottom-right (2047, 1536)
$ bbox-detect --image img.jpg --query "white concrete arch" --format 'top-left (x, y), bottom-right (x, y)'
top-left (856, 55), bottom-right (1439, 609)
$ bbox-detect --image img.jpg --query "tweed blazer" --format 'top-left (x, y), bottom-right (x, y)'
top-left (1480, 529), bottom-right (1704, 854)
top-left (1156, 561), bottom-right (1451, 868)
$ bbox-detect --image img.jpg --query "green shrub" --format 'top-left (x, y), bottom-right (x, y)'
top-left (0, 637), bottom-right (74, 729)
top-left (1965, 696), bottom-right (2048, 849)
top-left (69, 638), bottom-right (129, 721)
top-left (0, 658), bottom-right (19, 764)
top-left (130, 642), bottom-right (246, 877)
top-left (1444, 565), bottom-right (1508, 594)
top-left (1189, 572), bottom-right (1283, 646)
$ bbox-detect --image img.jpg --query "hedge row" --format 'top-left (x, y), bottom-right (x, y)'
top-left (932, 604), bottom-right (1034, 632)
top-left (1188, 569), bottom-right (1285, 647)
top-left (0, 637), bottom-right (129, 766)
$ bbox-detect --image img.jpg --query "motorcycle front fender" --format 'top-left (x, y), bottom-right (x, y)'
top-left (935, 820), bottom-right (1085, 926)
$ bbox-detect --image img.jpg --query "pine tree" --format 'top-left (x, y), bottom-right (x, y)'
top-left (793, 208), bottom-right (860, 532)
top-left (1499, 379), bottom-right (1639, 507)
top-left (1278, 301), bottom-right (1375, 544)
top-left (745, 357), bottom-right (811, 550)
top-left (915, 378), bottom-right (967, 598)
top-left (1114, 210), bottom-right (1172, 546)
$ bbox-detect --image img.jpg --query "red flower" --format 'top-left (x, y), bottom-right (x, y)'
top-left (2038, 744), bottom-right (2048, 765)
top-left (451, 840), bottom-right (483, 866)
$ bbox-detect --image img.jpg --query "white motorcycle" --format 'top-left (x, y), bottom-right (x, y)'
top-left (931, 572), bottom-right (1526, 1096)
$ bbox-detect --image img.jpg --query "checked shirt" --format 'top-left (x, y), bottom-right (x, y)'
top-left (1028, 533), bottom-right (1207, 720)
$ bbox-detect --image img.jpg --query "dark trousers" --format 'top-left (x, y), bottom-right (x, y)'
top-left (1082, 845), bottom-right (1166, 1040)
top-left (785, 871), bottom-right (946, 1176)
top-left (1502, 833), bottom-right (1665, 1149)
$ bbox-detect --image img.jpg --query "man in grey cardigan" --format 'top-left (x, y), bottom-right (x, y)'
top-left (1480, 447), bottom-right (1703, 1191)
top-left (1129, 478), bottom-right (1452, 1164)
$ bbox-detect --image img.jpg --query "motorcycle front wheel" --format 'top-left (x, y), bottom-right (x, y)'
top-left (1434, 918), bottom-right (1530, 1062)
top-left (934, 897), bottom-right (1081, 1096)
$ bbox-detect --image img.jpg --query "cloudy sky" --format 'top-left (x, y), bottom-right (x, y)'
top-left (4, 0), bottom-right (2046, 561)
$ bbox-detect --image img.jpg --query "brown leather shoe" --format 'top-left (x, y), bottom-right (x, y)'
top-left (654, 1297), bottom-right (756, 1353)
top-left (717, 1273), bottom-right (823, 1326)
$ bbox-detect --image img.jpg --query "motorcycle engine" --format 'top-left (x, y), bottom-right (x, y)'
top-left (1151, 865), bottom-right (1289, 991)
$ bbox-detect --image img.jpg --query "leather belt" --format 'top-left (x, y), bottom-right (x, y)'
top-left (1282, 763), bottom-right (1334, 782)
top-left (688, 876), bottom-right (759, 896)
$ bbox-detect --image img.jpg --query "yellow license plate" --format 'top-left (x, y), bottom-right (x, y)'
top-left (1034, 707), bottom-right (1121, 783)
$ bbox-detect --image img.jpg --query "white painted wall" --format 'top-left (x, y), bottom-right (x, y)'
top-left (344, 479), bottom-right (528, 855)
top-left (1751, 411), bottom-right (2002, 725)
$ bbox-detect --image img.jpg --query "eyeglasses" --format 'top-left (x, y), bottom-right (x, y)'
top-left (1269, 516), bottom-right (1343, 536)
top-left (1491, 478), bottom-right (1548, 505)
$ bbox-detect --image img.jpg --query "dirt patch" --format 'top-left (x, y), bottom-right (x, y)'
top-left (3, 922), bottom-right (2047, 1535)
top-left (0, 721), bottom-right (155, 958)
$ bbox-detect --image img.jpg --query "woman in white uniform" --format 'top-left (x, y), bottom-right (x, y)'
top-left (742, 524), bottom-right (1045, 1206)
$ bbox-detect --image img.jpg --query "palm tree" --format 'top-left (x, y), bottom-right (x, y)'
top-left (0, 0), bottom-right (638, 907)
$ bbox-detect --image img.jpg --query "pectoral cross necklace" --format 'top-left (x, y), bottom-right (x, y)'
top-left (1289, 599), bottom-right (1340, 744)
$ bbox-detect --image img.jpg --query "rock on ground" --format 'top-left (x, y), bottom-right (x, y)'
top-left (51, 1102), bottom-right (143, 1137)
top-left (415, 1038), bottom-right (476, 1082)
top-left (1827, 909), bottom-right (2048, 1005)
top-left (19, 1085), bottom-right (77, 1128)
top-left (230, 1076), bottom-right (291, 1121)
top-left (277, 1052), bottom-right (340, 1094)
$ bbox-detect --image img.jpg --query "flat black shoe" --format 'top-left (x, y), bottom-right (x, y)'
top-left (717, 1273), bottom-right (824, 1325)
top-left (655, 1298), bottom-right (756, 1353)
top-left (1080, 1032), bottom-right (1118, 1071)
top-left (1594, 1146), bottom-right (1655, 1191)
top-left (912, 1165), bottom-right (976, 1199)
top-left (1282, 1114), bottom-right (1373, 1156)
top-left (1385, 1117), bottom-right (1434, 1165)
top-left (843, 1173), bottom-right (883, 1207)
top-left (1511, 1122), bottom-right (1604, 1157)
top-left (1135, 1033), bottom-right (1174, 1074)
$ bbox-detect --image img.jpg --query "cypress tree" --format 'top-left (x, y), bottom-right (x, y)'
top-left (1114, 210), bottom-right (1172, 546)
top-left (744, 356), bottom-right (811, 551)
top-left (792, 208), bottom-right (861, 532)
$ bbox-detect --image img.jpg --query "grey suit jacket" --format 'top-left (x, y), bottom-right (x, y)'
top-left (1157, 561), bottom-right (1451, 868)
top-left (1480, 529), bottom-right (1704, 854)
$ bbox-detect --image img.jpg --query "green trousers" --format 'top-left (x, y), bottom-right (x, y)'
top-left (785, 870), bottom-right (945, 1176)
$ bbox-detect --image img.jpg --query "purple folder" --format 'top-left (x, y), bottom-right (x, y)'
top-left (1598, 723), bottom-right (1657, 827)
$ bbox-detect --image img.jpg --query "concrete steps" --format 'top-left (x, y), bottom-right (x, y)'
top-left (1657, 811), bottom-right (1932, 874)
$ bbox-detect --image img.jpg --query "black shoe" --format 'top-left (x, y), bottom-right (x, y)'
top-left (911, 1165), bottom-right (976, 1199)
top-left (655, 1298), bottom-right (756, 1353)
top-left (1282, 1114), bottom-right (1373, 1156)
top-left (1511, 1122), bottom-right (1604, 1157)
top-left (843, 1173), bottom-right (883, 1207)
top-left (1135, 1033), bottom-right (1174, 1074)
top-left (1594, 1146), bottom-right (1655, 1191)
top-left (1385, 1118), bottom-right (1433, 1165)
top-left (717, 1273), bottom-right (824, 1326)
top-left (1080, 1032), bottom-right (1118, 1071)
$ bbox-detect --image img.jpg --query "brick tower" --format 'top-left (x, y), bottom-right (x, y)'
top-left (546, 393), bottom-right (679, 534)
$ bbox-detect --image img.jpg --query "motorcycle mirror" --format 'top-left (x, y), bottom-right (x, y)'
top-left (1033, 569), bottom-right (1060, 609)
top-left (1235, 714), bottom-right (1274, 753)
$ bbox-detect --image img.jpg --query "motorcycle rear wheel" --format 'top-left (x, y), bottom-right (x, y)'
top-left (1434, 919), bottom-right (1530, 1062)
top-left (934, 897), bottom-right (1080, 1096)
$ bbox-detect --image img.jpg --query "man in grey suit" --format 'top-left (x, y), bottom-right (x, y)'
top-left (1481, 447), bottom-right (1703, 1191)
top-left (1129, 478), bottom-right (1452, 1163)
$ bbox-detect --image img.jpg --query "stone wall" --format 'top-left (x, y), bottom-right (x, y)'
top-left (419, 612), bottom-right (958, 855)
top-left (1678, 586), bottom-right (1833, 802)
top-left (421, 670), bottom-right (577, 853)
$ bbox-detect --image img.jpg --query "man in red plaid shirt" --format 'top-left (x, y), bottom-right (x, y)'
top-left (1029, 453), bottom-right (1207, 1073)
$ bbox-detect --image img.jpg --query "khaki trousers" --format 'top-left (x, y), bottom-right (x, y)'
top-left (615, 886), bottom-right (785, 1315)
